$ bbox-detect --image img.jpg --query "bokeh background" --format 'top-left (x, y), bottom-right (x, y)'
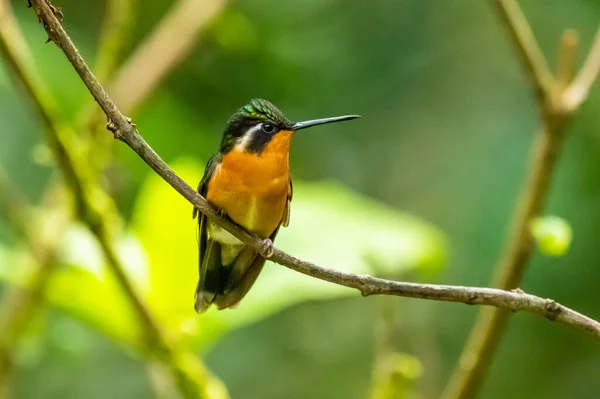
top-left (1, 0), bottom-right (600, 398)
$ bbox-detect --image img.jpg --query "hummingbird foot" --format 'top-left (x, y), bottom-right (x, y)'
top-left (258, 238), bottom-right (274, 258)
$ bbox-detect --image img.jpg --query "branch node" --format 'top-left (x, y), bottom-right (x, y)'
top-left (49, 4), bottom-right (63, 21)
top-left (106, 118), bottom-right (134, 141)
top-left (106, 119), bottom-right (120, 138)
top-left (465, 292), bottom-right (478, 305)
top-left (511, 287), bottom-right (525, 295)
top-left (37, 0), bottom-right (64, 20)
top-left (125, 116), bottom-right (136, 126)
top-left (34, 1), bottom-right (63, 43)
top-left (44, 32), bottom-right (54, 44)
top-left (544, 299), bottom-right (561, 320)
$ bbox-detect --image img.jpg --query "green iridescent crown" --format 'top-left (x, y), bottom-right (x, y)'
top-left (239, 99), bottom-right (292, 127)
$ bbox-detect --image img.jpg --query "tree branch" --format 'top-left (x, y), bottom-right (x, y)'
top-left (492, 0), bottom-right (554, 104)
top-left (563, 25), bottom-right (600, 112)
top-left (0, 2), bottom-right (71, 392)
top-left (4, 2), bottom-right (227, 398)
top-left (93, 0), bottom-right (136, 83)
top-left (0, 171), bottom-right (69, 395)
top-left (442, 6), bottom-right (600, 399)
top-left (26, 0), bottom-right (600, 342)
top-left (108, 0), bottom-right (227, 112)
top-left (554, 29), bottom-right (579, 90)
top-left (78, 0), bottom-right (226, 173)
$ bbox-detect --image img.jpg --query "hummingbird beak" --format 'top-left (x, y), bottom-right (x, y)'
top-left (291, 114), bottom-right (360, 131)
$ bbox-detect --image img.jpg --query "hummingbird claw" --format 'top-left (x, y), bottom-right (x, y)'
top-left (259, 238), bottom-right (274, 258)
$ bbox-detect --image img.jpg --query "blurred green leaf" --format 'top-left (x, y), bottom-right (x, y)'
top-left (46, 265), bottom-right (142, 347)
top-left (530, 215), bottom-right (573, 257)
top-left (48, 316), bottom-right (93, 361)
top-left (0, 243), bottom-right (11, 281)
top-left (131, 158), bottom-right (447, 348)
top-left (370, 353), bottom-right (423, 399)
top-left (209, 10), bottom-right (258, 53)
top-left (0, 235), bottom-right (139, 352)
top-left (131, 158), bottom-right (204, 333)
top-left (0, 226), bottom-right (146, 348)
top-left (14, 332), bottom-right (45, 369)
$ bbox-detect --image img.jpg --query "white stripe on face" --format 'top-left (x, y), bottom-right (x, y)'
top-left (235, 123), bottom-right (262, 151)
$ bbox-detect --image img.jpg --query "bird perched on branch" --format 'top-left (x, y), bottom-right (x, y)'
top-left (193, 99), bottom-right (359, 313)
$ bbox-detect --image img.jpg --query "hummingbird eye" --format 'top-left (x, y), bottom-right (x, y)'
top-left (261, 123), bottom-right (275, 133)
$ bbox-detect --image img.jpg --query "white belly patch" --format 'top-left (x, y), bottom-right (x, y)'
top-left (208, 222), bottom-right (245, 265)
top-left (208, 222), bottom-right (244, 245)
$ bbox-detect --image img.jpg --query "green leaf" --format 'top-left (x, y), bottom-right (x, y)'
top-left (131, 158), bottom-right (447, 348)
top-left (0, 243), bottom-right (13, 281)
top-left (0, 227), bottom-right (144, 348)
top-left (46, 266), bottom-right (142, 346)
top-left (209, 10), bottom-right (258, 53)
top-left (530, 215), bottom-right (573, 257)
top-left (130, 158), bottom-right (205, 333)
top-left (369, 353), bottom-right (423, 399)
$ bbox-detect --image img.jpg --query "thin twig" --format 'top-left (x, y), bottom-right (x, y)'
top-left (0, 173), bottom-right (70, 394)
top-left (27, 0), bottom-right (600, 341)
top-left (555, 29), bottom-right (579, 90)
top-left (0, 2), bottom-right (72, 392)
top-left (442, 6), bottom-right (600, 399)
top-left (76, 0), bottom-right (137, 186)
top-left (492, 0), bottom-right (554, 103)
top-left (5, 2), bottom-right (228, 398)
top-left (93, 0), bottom-right (136, 83)
top-left (109, 0), bottom-right (227, 112)
top-left (0, 169), bottom-right (30, 239)
top-left (563, 25), bottom-right (600, 111)
top-left (79, 0), bottom-right (225, 170)
top-left (441, 122), bottom-right (568, 399)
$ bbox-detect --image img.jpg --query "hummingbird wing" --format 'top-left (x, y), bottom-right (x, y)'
top-left (281, 179), bottom-right (292, 227)
top-left (193, 153), bottom-right (224, 313)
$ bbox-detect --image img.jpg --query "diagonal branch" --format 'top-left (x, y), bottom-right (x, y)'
top-left (563, 25), bottom-right (600, 112)
top-left (26, 0), bottom-right (600, 341)
top-left (442, 5), bottom-right (600, 399)
top-left (78, 0), bottom-right (226, 171)
top-left (93, 0), bottom-right (136, 83)
top-left (108, 0), bottom-right (227, 112)
top-left (0, 173), bottom-right (70, 394)
top-left (2, 2), bottom-right (228, 398)
top-left (492, 0), bottom-right (554, 103)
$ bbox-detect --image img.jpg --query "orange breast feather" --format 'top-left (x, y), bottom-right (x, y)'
top-left (206, 130), bottom-right (292, 238)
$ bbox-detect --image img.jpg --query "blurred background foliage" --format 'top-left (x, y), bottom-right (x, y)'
top-left (0, 0), bottom-right (600, 398)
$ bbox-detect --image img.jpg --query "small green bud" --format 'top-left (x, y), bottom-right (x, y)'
top-left (530, 216), bottom-right (573, 257)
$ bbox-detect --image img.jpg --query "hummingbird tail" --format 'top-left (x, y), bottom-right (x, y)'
top-left (195, 245), bottom-right (267, 313)
top-left (194, 239), bottom-right (223, 314)
top-left (214, 248), bottom-right (267, 310)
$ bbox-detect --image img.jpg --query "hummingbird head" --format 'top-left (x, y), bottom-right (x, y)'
top-left (220, 99), bottom-right (360, 154)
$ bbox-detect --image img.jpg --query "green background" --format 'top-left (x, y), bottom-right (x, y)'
top-left (1, 0), bottom-right (599, 398)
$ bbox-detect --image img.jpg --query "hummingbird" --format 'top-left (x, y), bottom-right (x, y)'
top-left (192, 99), bottom-right (360, 313)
